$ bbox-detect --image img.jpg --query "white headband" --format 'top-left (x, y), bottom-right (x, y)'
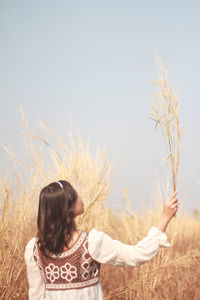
top-left (56, 181), bottom-right (63, 188)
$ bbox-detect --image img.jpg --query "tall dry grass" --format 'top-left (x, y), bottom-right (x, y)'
top-left (0, 113), bottom-right (200, 300)
top-left (149, 54), bottom-right (181, 194)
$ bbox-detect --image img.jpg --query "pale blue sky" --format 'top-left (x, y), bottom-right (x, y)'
top-left (0, 1), bottom-right (200, 213)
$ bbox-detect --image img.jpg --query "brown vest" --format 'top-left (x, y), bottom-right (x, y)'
top-left (33, 232), bottom-right (100, 290)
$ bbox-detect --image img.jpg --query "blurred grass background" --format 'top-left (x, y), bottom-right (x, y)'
top-left (0, 115), bottom-right (200, 299)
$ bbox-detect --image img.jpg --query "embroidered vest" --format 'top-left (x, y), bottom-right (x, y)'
top-left (33, 232), bottom-right (100, 290)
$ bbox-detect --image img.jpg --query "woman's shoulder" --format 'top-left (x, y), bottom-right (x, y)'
top-left (24, 237), bottom-right (38, 264)
top-left (88, 228), bottom-right (110, 238)
top-left (88, 228), bottom-right (111, 246)
top-left (25, 237), bottom-right (37, 249)
top-left (87, 229), bottom-right (120, 261)
top-left (24, 237), bottom-right (37, 257)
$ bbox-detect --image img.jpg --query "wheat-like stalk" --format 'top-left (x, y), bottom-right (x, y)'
top-left (149, 55), bottom-right (181, 193)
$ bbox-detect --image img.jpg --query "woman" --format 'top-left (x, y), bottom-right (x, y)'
top-left (25, 180), bottom-right (178, 299)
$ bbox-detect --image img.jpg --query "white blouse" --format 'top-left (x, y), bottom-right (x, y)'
top-left (24, 226), bottom-right (170, 300)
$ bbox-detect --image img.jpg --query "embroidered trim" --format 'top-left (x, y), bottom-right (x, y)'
top-left (33, 242), bottom-right (43, 273)
top-left (33, 241), bottom-right (46, 281)
top-left (81, 238), bottom-right (99, 280)
top-left (46, 277), bottom-right (99, 290)
top-left (49, 232), bottom-right (86, 258)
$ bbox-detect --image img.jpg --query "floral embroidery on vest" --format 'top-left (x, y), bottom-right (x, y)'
top-left (60, 263), bottom-right (77, 282)
top-left (33, 232), bottom-right (100, 290)
top-left (45, 263), bottom-right (59, 283)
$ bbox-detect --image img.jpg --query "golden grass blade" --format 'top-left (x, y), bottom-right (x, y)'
top-left (149, 54), bottom-right (181, 193)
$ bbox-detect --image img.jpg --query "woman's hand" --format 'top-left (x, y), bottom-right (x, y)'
top-left (156, 191), bottom-right (178, 232)
top-left (162, 191), bottom-right (178, 219)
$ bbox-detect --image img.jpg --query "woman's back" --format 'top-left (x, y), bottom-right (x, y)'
top-left (25, 231), bottom-right (103, 300)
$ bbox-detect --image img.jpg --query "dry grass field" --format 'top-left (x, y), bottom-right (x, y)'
top-left (0, 119), bottom-right (200, 300)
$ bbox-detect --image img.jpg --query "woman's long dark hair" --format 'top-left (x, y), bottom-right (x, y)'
top-left (37, 180), bottom-right (77, 255)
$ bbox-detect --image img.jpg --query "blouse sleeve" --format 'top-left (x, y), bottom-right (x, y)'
top-left (24, 238), bottom-right (46, 300)
top-left (88, 226), bottom-right (170, 266)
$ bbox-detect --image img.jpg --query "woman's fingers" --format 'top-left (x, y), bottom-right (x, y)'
top-left (168, 191), bottom-right (178, 204)
top-left (170, 197), bottom-right (178, 205)
top-left (169, 191), bottom-right (178, 199)
top-left (164, 191), bottom-right (178, 218)
top-left (171, 202), bottom-right (178, 209)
